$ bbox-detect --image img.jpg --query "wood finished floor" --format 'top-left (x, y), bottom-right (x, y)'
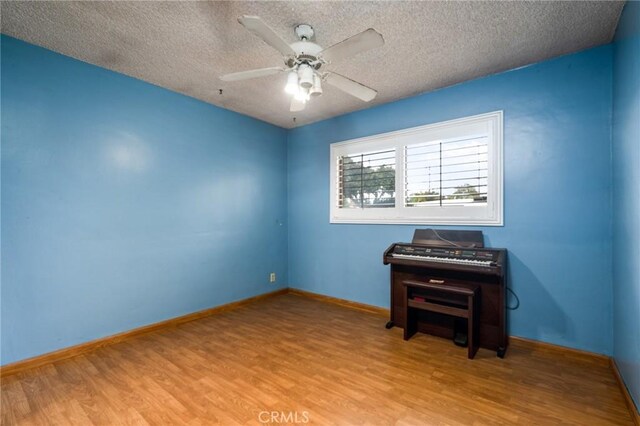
top-left (1, 294), bottom-right (633, 425)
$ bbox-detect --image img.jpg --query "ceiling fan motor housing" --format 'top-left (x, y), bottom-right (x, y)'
top-left (286, 41), bottom-right (323, 69)
top-left (287, 24), bottom-right (323, 69)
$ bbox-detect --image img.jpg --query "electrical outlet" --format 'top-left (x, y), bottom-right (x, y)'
top-left (269, 273), bottom-right (276, 283)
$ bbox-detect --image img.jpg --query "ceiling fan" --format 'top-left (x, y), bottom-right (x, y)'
top-left (220, 16), bottom-right (384, 112)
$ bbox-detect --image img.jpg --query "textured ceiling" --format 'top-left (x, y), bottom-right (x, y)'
top-left (1, 1), bottom-right (624, 128)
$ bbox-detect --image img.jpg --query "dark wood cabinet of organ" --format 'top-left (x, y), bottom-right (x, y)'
top-left (383, 230), bottom-right (508, 357)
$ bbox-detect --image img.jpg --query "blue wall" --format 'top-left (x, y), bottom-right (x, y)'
top-left (288, 46), bottom-right (614, 355)
top-left (1, 36), bottom-right (288, 365)
top-left (612, 1), bottom-right (640, 410)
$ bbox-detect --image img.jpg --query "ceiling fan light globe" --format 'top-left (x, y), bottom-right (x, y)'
top-left (310, 74), bottom-right (323, 97)
top-left (285, 71), bottom-right (299, 95)
top-left (298, 64), bottom-right (314, 89)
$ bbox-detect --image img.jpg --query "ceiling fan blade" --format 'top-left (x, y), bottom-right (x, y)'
top-left (290, 97), bottom-right (306, 112)
top-left (319, 28), bottom-right (384, 64)
top-left (325, 73), bottom-right (377, 102)
top-left (238, 15), bottom-right (296, 57)
top-left (220, 67), bottom-right (284, 82)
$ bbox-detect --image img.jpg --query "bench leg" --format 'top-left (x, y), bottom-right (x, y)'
top-left (403, 284), bottom-right (417, 340)
top-left (467, 294), bottom-right (479, 359)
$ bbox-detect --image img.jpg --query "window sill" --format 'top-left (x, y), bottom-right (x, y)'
top-left (329, 217), bottom-right (504, 226)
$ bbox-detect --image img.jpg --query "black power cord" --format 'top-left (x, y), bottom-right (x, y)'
top-left (431, 229), bottom-right (477, 248)
top-left (506, 287), bottom-right (520, 310)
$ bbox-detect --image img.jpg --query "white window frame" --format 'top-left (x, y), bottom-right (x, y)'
top-left (329, 111), bottom-right (503, 226)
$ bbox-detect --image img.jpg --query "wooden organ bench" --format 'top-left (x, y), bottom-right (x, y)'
top-left (402, 279), bottom-right (479, 359)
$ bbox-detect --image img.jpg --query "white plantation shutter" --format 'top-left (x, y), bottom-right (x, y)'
top-left (330, 111), bottom-right (503, 225)
top-left (405, 136), bottom-right (489, 207)
top-left (338, 149), bottom-right (396, 209)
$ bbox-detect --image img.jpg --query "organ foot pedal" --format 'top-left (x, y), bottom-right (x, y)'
top-left (454, 332), bottom-right (468, 347)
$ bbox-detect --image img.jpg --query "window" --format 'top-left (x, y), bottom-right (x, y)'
top-left (330, 111), bottom-right (503, 225)
top-left (338, 149), bottom-right (396, 209)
